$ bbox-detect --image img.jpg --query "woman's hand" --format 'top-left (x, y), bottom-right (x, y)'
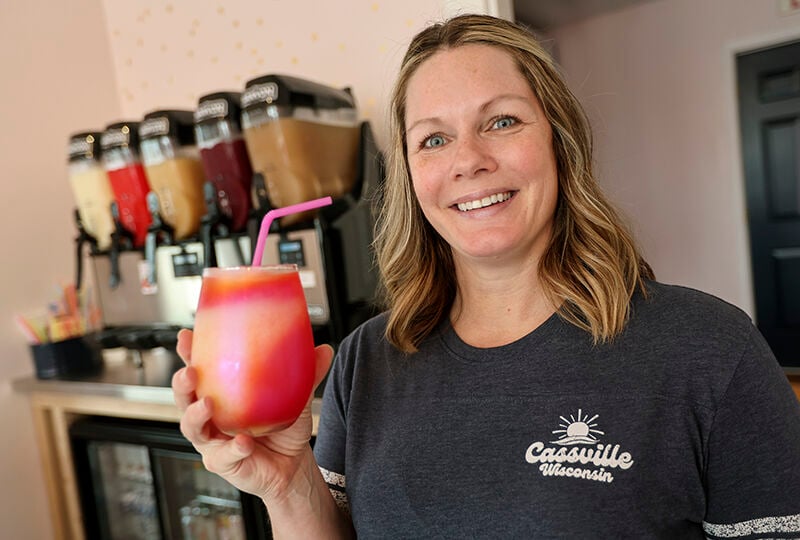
top-left (172, 328), bottom-right (334, 501)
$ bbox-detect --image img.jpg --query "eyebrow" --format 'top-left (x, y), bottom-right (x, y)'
top-left (405, 93), bottom-right (532, 134)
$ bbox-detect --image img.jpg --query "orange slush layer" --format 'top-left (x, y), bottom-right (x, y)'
top-left (197, 268), bottom-right (299, 310)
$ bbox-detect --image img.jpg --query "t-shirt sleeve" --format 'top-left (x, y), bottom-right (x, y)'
top-left (313, 342), bottom-right (351, 514)
top-left (702, 326), bottom-right (800, 539)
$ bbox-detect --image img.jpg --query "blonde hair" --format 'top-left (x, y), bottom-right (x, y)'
top-left (374, 14), bottom-right (654, 353)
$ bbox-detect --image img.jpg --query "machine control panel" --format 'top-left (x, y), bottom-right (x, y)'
top-left (278, 239), bottom-right (306, 267)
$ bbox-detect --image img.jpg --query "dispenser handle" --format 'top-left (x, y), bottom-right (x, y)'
top-left (144, 192), bottom-right (162, 286)
top-left (74, 209), bottom-right (86, 290)
top-left (200, 181), bottom-right (219, 268)
top-left (109, 202), bottom-right (123, 289)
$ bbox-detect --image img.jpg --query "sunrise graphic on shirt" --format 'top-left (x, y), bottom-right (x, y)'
top-left (551, 409), bottom-right (605, 446)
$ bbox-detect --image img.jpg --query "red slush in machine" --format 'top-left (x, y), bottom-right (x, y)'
top-left (101, 121), bottom-right (152, 249)
top-left (194, 92), bottom-right (254, 234)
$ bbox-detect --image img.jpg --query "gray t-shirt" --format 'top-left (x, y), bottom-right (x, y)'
top-left (314, 281), bottom-right (800, 538)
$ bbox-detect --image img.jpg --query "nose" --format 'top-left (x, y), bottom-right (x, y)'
top-left (450, 134), bottom-right (497, 180)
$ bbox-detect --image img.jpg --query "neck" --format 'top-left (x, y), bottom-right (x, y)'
top-left (450, 255), bottom-right (557, 348)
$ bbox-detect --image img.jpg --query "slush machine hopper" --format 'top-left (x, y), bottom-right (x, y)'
top-left (241, 74), bottom-right (382, 345)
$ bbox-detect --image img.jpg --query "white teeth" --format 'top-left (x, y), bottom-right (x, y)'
top-left (456, 192), bottom-right (512, 212)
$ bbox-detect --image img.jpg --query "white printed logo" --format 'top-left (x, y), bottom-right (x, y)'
top-left (524, 409), bottom-right (634, 484)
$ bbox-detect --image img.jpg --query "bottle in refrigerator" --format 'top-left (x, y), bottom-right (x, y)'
top-left (195, 92), bottom-right (254, 233)
top-left (96, 442), bottom-right (161, 540)
top-left (139, 110), bottom-right (207, 240)
top-left (68, 131), bottom-right (116, 251)
top-left (101, 121), bottom-right (153, 247)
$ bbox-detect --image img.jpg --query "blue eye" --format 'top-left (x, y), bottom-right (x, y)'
top-left (492, 116), bottom-right (517, 130)
top-left (423, 134), bottom-right (446, 148)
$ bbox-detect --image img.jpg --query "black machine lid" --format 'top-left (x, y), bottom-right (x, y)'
top-left (68, 131), bottom-right (103, 162)
top-left (101, 121), bottom-right (141, 151)
top-left (241, 74), bottom-right (355, 111)
top-left (195, 91), bottom-right (243, 126)
top-left (139, 109), bottom-right (196, 146)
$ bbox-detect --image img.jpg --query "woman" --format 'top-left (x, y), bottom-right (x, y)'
top-left (173, 14), bottom-right (800, 538)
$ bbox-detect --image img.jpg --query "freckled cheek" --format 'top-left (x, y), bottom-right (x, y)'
top-left (409, 162), bottom-right (441, 200)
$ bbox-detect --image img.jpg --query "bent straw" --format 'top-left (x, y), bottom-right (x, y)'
top-left (251, 196), bottom-right (333, 266)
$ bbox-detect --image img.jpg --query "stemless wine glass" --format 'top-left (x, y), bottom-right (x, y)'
top-left (190, 264), bottom-right (315, 436)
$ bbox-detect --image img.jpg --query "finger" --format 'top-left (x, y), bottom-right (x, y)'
top-left (204, 434), bottom-right (255, 476)
top-left (313, 344), bottom-right (335, 391)
top-left (176, 328), bottom-right (193, 365)
top-left (171, 366), bottom-right (197, 411)
top-left (179, 396), bottom-right (215, 445)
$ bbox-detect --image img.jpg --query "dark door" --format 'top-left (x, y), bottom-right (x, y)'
top-left (737, 40), bottom-right (800, 368)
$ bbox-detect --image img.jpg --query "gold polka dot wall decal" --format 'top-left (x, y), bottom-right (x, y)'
top-left (144, 8), bottom-right (151, 17)
top-left (165, 4), bottom-right (173, 13)
top-left (189, 28), bottom-right (197, 37)
top-left (275, 40), bottom-right (283, 48)
top-left (141, 81), bottom-right (149, 90)
top-left (217, 6), bottom-right (224, 15)
top-left (291, 56), bottom-right (299, 64)
top-left (250, 48), bottom-right (258, 56)
top-left (256, 17), bottom-right (264, 26)
top-left (192, 18), bottom-right (200, 27)
top-left (187, 49), bottom-right (195, 58)
top-left (378, 44), bottom-right (387, 54)
top-left (405, 19), bottom-right (414, 27)
top-left (257, 57), bottom-right (265, 65)
top-left (211, 56), bottom-right (219, 64)
top-left (136, 37), bottom-right (144, 47)
top-left (234, 74), bottom-right (243, 82)
top-left (235, 41), bottom-right (243, 50)
top-left (311, 32), bottom-right (319, 41)
top-left (371, 3), bottom-right (379, 11)
top-left (125, 58), bottom-right (133, 67)
top-left (161, 43), bottom-right (168, 52)
top-left (338, 43), bottom-right (346, 52)
top-left (232, 19), bottom-right (240, 28)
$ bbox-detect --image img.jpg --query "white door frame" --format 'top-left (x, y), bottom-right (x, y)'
top-left (442, 0), bottom-right (515, 20)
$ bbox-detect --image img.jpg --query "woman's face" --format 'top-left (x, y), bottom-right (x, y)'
top-left (404, 44), bottom-right (559, 268)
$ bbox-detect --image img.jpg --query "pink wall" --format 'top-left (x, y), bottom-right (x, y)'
top-left (0, 0), bottom-right (120, 538)
top-left (552, 0), bottom-right (800, 315)
top-left (101, 0), bottom-right (457, 148)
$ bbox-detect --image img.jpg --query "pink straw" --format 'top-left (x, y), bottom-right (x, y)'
top-left (251, 196), bottom-right (333, 266)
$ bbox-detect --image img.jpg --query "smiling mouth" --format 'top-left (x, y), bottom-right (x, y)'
top-left (455, 191), bottom-right (514, 212)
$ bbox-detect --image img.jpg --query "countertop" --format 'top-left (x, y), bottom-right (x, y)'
top-left (12, 348), bottom-right (323, 419)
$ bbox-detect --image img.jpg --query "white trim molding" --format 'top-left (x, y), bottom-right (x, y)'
top-left (442, 0), bottom-right (515, 21)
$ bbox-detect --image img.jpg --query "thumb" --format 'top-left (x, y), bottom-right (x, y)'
top-left (313, 344), bottom-right (335, 391)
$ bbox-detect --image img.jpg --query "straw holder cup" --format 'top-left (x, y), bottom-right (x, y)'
top-left (29, 335), bottom-right (103, 379)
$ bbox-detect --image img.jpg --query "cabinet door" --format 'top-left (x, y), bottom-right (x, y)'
top-left (151, 449), bottom-right (247, 540)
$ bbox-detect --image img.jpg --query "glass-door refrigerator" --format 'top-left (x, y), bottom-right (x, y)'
top-left (69, 416), bottom-right (272, 540)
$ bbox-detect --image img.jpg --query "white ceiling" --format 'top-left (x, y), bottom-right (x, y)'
top-left (513, 0), bottom-right (655, 29)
